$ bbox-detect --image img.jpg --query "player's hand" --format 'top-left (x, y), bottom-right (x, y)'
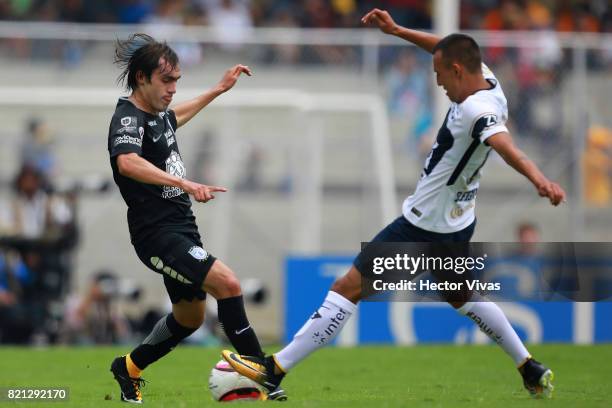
top-left (536, 180), bottom-right (566, 206)
top-left (361, 8), bottom-right (398, 35)
top-left (181, 180), bottom-right (227, 203)
top-left (216, 64), bottom-right (252, 94)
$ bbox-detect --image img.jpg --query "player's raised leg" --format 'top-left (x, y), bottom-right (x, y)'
top-left (223, 266), bottom-right (361, 393)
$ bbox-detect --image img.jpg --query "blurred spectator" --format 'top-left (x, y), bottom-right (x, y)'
top-left (20, 117), bottom-right (56, 181)
top-left (517, 221), bottom-right (540, 243)
top-left (144, 0), bottom-right (204, 66)
top-left (202, 0), bottom-right (253, 51)
top-left (385, 49), bottom-right (433, 157)
top-left (0, 165), bottom-right (72, 240)
top-left (0, 250), bottom-right (35, 343)
top-left (236, 142), bottom-right (264, 191)
top-left (264, 7), bottom-right (301, 64)
top-left (60, 271), bottom-right (133, 344)
top-left (0, 164), bottom-right (77, 308)
top-left (583, 125), bottom-right (612, 206)
top-left (117, 0), bottom-right (153, 24)
top-left (297, 0), bottom-right (359, 64)
top-left (516, 221), bottom-right (541, 256)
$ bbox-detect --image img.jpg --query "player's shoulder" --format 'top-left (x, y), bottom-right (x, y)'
top-left (113, 97), bottom-right (139, 116)
top-left (111, 98), bottom-right (147, 128)
top-left (461, 83), bottom-right (505, 119)
top-left (461, 93), bottom-right (497, 118)
top-left (109, 98), bottom-right (147, 138)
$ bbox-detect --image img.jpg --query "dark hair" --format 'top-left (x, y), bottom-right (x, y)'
top-left (13, 164), bottom-right (43, 193)
top-left (433, 33), bottom-right (482, 73)
top-left (114, 33), bottom-right (179, 92)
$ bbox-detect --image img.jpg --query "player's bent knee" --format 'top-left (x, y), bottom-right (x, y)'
top-left (222, 276), bottom-right (242, 297)
top-left (203, 260), bottom-right (243, 299)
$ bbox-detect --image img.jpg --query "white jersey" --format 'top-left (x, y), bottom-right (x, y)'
top-left (402, 64), bottom-right (508, 233)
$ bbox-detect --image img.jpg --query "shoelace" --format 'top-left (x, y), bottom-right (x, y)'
top-left (130, 377), bottom-right (147, 399)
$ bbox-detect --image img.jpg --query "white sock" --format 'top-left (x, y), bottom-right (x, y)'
top-left (274, 291), bottom-right (357, 371)
top-left (457, 295), bottom-right (531, 366)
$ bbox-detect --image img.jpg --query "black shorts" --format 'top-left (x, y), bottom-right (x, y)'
top-left (354, 216), bottom-right (477, 302)
top-left (134, 231), bottom-right (216, 304)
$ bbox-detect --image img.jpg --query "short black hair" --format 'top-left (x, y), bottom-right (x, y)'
top-left (114, 33), bottom-right (179, 92)
top-left (433, 33), bottom-right (482, 73)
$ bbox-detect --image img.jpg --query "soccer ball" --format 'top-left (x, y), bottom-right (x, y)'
top-left (208, 360), bottom-right (264, 402)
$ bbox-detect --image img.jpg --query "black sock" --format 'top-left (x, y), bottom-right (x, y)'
top-left (217, 295), bottom-right (264, 358)
top-left (130, 313), bottom-right (197, 370)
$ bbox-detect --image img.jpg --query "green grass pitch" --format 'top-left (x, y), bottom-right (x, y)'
top-left (0, 344), bottom-right (610, 407)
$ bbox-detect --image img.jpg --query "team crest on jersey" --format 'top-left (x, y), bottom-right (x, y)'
top-left (450, 203), bottom-right (474, 219)
top-left (188, 246), bottom-right (209, 261)
top-left (121, 116), bottom-right (132, 126)
top-left (162, 150), bottom-right (186, 199)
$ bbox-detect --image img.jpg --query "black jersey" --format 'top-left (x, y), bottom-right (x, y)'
top-left (108, 97), bottom-right (197, 243)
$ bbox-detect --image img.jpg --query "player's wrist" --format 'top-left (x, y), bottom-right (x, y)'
top-left (211, 85), bottom-right (227, 96)
top-left (176, 178), bottom-right (188, 190)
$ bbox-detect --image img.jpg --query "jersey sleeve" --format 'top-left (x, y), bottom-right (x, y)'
top-left (463, 98), bottom-right (508, 144)
top-left (109, 111), bottom-right (144, 158)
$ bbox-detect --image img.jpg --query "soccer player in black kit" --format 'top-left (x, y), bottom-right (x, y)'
top-left (107, 34), bottom-right (285, 403)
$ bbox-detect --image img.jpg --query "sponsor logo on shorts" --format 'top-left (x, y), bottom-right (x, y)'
top-left (188, 246), bottom-right (209, 261)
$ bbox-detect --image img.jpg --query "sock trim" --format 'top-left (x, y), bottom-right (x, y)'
top-left (326, 291), bottom-right (357, 313)
top-left (272, 354), bottom-right (287, 374)
top-left (125, 353), bottom-right (142, 378)
top-left (517, 355), bottom-right (533, 369)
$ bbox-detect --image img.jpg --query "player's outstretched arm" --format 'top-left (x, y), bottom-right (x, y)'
top-left (116, 153), bottom-right (227, 203)
top-left (487, 132), bottom-right (566, 206)
top-left (361, 8), bottom-right (441, 54)
top-left (173, 64), bottom-right (253, 128)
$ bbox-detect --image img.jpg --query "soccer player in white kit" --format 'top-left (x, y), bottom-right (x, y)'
top-left (224, 8), bottom-right (565, 398)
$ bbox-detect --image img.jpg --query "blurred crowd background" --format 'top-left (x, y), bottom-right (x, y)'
top-left (0, 0), bottom-right (610, 346)
top-left (0, 0), bottom-right (609, 32)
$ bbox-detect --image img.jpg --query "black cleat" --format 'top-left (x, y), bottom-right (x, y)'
top-left (221, 350), bottom-right (287, 400)
top-left (266, 387), bottom-right (288, 401)
top-left (518, 358), bottom-right (554, 398)
top-left (110, 356), bottom-right (146, 404)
